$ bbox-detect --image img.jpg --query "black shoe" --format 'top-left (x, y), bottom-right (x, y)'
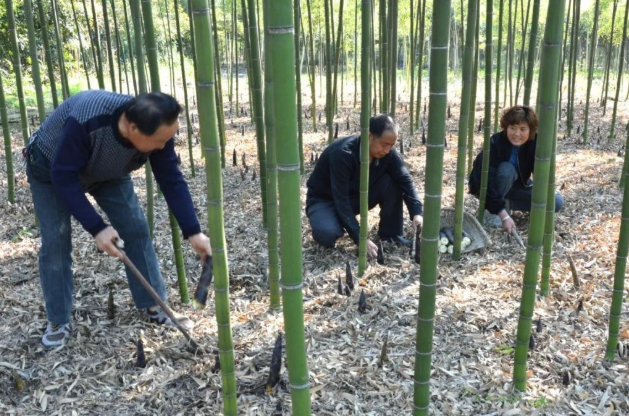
top-left (381, 236), bottom-right (411, 247)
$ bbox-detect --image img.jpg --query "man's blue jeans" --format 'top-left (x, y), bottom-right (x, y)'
top-left (496, 162), bottom-right (564, 212)
top-left (26, 143), bottom-right (166, 326)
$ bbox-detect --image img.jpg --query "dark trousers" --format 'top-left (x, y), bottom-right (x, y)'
top-left (307, 174), bottom-right (404, 248)
top-left (495, 162), bottom-right (564, 212)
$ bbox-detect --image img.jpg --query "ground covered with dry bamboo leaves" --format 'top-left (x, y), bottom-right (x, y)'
top-left (1, 84), bottom-right (629, 415)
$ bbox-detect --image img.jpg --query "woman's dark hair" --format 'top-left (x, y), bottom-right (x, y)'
top-left (369, 114), bottom-right (398, 138)
top-left (499, 105), bottom-right (539, 140)
top-left (123, 92), bottom-right (182, 135)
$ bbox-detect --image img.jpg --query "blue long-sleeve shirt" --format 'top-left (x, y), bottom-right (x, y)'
top-left (306, 134), bottom-right (422, 243)
top-left (30, 90), bottom-right (201, 238)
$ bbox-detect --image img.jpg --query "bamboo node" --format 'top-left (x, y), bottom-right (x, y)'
top-left (267, 26), bottom-right (294, 35)
top-left (289, 381), bottom-right (311, 390)
top-left (413, 379), bottom-right (431, 386)
top-left (277, 163), bottom-right (300, 171)
top-left (280, 282), bottom-right (304, 290)
top-left (193, 8), bottom-right (210, 14)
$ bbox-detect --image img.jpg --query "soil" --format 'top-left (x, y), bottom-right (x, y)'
top-left (1, 80), bottom-right (629, 415)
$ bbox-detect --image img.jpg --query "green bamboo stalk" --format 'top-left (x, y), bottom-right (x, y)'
top-left (557, 0), bottom-right (571, 121)
top-left (380, 0), bottom-right (388, 113)
top-left (605, 124), bottom-right (629, 361)
top-left (601, 0), bottom-right (618, 114)
top-left (262, 0), bottom-right (281, 310)
top-left (0, 70), bottom-right (14, 203)
top-left (453, 0), bottom-right (478, 260)
top-left (5, 0), bottom-right (30, 145)
top-left (102, 0), bottom-right (117, 91)
top-left (514, 0), bottom-right (531, 102)
top-left (324, 0), bottom-right (333, 143)
top-left (414, 0), bottom-right (426, 127)
top-left (239, 0), bottom-right (254, 125)
top-left (306, 0), bottom-right (317, 130)
top-left (71, 0), bottom-right (92, 90)
top-left (210, 0), bottom-right (227, 169)
top-left (540, 133), bottom-right (558, 296)
top-left (133, 0), bottom-right (153, 236)
top-left (478, 0), bottom-right (493, 223)
top-left (24, 0), bottom-right (47, 124)
top-left (141, 0), bottom-right (160, 91)
top-left (88, 0), bottom-right (106, 88)
top-left (354, 0), bottom-right (358, 108)
top-left (266, 0), bottom-right (311, 411)
top-left (609, 0), bottom-right (629, 142)
top-left (174, 0), bottom-right (195, 177)
top-left (159, 3), bottom-right (174, 96)
top-left (140, 0), bottom-right (189, 303)
top-left (245, 0), bottom-right (269, 227)
top-left (583, 0), bottom-right (600, 145)
top-left (413, 0), bottom-right (451, 412)
top-left (567, 0), bottom-right (581, 136)
top-left (294, 0), bottom-right (304, 174)
top-left (110, 0), bottom-right (128, 94)
top-left (233, 0), bottom-right (239, 116)
top-left (409, 0), bottom-right (415, 134)
top-left (357, 0), bottom-right (372, 277)
top-left (122, 0), bottom-right (138, 95)
top-left (467, 5), bottom-right (480, 177)
top-left (494, 0), bottom-right (504, 132)
top-left (621, 124), bottom-right (629, 188)
top-left (513, 0), bottom-right (565, 392)
top-left (331, 0), bottom-right (345, 117)
top-left (51, 0), bottom-right (70, 98)
top-left (388, 0), bottom-right (398, 116)
top-left (192, 0), bottom-right (238, 411)
top-left (523, 0), bottom-right (540, 106)
top-left (36, 0), bottom-right (59, 108)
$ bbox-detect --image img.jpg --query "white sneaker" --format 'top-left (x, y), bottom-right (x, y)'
top-left (146, 307), bottom-right (194, 332)
top-left (42, 323), bottom-right (72, 348)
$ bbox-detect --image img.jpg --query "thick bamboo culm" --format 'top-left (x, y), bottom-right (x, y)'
top-left (191, 0), bottom-right (238, 413)
top-left (413, 0), bottom-right (451, 413)
top-left (512, 0), bottom-right (565, 392)
top-left (266, 0), bottom-right (312, 411)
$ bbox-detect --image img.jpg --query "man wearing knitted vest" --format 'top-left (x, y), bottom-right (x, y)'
top-left (25, 90), bottom-right (210, 347)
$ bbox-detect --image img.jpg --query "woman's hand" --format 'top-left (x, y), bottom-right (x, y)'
top-left (366, 239), bottom-right (379, 259)
top-left (412, 215), bottom-right (423, 228)
top-left (499, 212), bottom-right (516, 235)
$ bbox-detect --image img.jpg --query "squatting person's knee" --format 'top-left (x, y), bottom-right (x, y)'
top-left (311, 227), bottom-right (341, 248)
top-left (554, 193), bottom-right (565, 212)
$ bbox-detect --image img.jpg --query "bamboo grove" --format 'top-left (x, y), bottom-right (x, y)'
top-left (2, 0), bottom-right (629, 413)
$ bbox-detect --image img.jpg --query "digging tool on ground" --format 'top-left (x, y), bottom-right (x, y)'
top-left (114, 240), bottom-right (203, 351)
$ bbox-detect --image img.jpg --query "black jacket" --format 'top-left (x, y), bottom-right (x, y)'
top-left (469, 131), bottom-right (536, 214)
top-left (306, 134), bottom-right (422, 243)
